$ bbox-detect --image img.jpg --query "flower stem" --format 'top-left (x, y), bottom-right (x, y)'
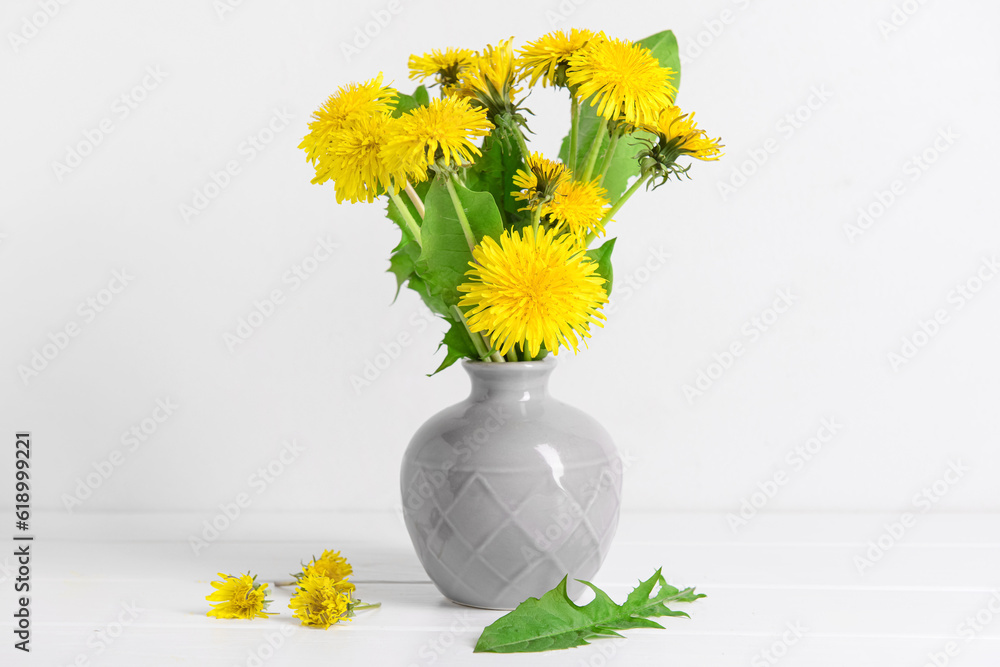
top-left (585, 173), bottom-right (651, 246)
top-left (596, 130), bottom-right (621, 186)
top-left (581, 116), bottom-right (609, 182)
top-left (388, 190), bottom-right (422, 247)
top-left (505, 349), bottom-right (518, 362)
top-left (510, 124), bottom-right (532, 166)
top-left (404, 181), bottom-right (425, 218)
top-left (352, 602), bottom-right (381, 612)
top-left (531, 205), bottom-right (542, 233)
top-left (451, 305), bottom-right (503, 363)
top-left (271, 579), bottom-right (296, 587)
top-left (444, 174), bottom-right (477, 255)
top-left (568, 98), bottom-right (580, 170)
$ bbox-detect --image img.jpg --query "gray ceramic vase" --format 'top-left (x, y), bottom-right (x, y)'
top-left (400, 357), bottom-right (622, 609)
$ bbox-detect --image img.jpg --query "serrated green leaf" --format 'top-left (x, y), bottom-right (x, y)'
top-left (387, 251), bottom-right (415, 300)
top-left (405, 275), bottom-right (450, 317)
top-left (430, 318), bottom-right (479, 375)
top-left (585, 237), bottom-right (616, 298)
top-left (474, 568), bottom-right (704, 653)
top-left (417, 178), bottom-right (503, 309)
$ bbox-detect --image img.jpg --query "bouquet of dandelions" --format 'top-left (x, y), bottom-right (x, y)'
top-left (300, 29), bottom-right (722, 372)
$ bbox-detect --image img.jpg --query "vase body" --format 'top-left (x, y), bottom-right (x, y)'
top-left (400, 357), bottom-right (622, 609)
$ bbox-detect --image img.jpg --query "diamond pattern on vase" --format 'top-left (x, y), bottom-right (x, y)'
top-left (404, 462), bottom-right (621, 606)
top-left (479, 521), bottom-right (540, 581)
top-left (441, 475), bottom-right (511, 549)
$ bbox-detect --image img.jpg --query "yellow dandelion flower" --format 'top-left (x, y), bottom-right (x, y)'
top-left (637, 106), bottom-right (724, 184)
top-left (206, 572), bottom-right (273, 620)
top-left (383, 96), bottom-right (493, 174)
top-left (409, 47), bottom-right (476, 95)
top-left (644, 106), bottom-right (724, 161)
top-left (289, 574), bottom-right (356, 629)
top-left (567, 37), bottom-right (676, 126)
top-left (320, 113), bottom-right (406, 203)
top-left (299, 549), bottom-right (353, 583)
top-left (458, 227), bottom-right (608, 358)
top-left (547, 178), bottom-right (611, 242)
top-left (457, 38), bottom-right (521, 120)
top-left (518, 28), bottom-right (600, 88)
top-left (299, 74), bottom-right (397, 164)
top-left (511, 152), bottom-right (570, 211)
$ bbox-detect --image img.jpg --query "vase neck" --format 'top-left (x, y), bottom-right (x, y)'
top-left (463, 358), bottom-right (556, 402)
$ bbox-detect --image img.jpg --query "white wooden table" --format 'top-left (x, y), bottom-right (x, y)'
top-left (7, 511), bottom-right (998, 666)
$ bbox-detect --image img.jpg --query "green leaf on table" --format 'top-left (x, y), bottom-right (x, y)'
top-left (431, 318), bottom-right (481, 375)
top-left (474, 568), bottom-right (704, 654)
top-left (465, 129), bottom-right (527, 225)
top-left (416, 178), bottom-right (503, 309)
top-left (585, 237), bottom-right (616, 297)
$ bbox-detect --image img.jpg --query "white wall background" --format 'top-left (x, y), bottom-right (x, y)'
top-left (2, 0), bottom-right (997, 518)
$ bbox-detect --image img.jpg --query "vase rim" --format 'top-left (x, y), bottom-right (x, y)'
top-left (462, 356), bottom-right (557, 370)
